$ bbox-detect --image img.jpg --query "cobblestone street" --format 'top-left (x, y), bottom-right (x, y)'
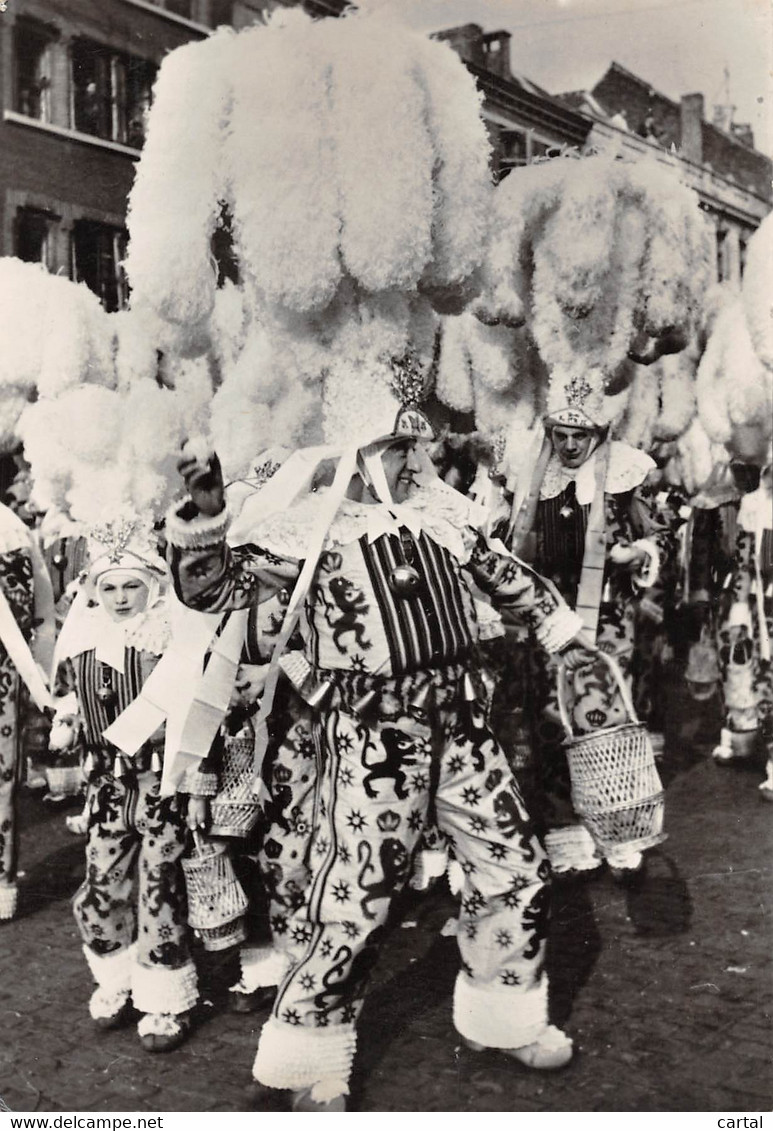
top-left (1, 734), bottom-right (771, 1114)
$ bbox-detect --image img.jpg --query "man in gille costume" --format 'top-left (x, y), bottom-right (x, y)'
top-left (507, 372), bottom-right (672, 876)
top-left (166, 375), bottom-right (592, 1111)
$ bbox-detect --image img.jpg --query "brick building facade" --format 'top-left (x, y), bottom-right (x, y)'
top-left (559, 62), bottom-right (772, 286)
top-left (0, 0), bottom-right (273, 309)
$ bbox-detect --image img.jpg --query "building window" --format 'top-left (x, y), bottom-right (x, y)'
top-left (165, 0), bottom-right (195, 17)
top-left (716, 227), bottom-right (728, 282)
top-left (14, 19), bottom-right (54, 122)
top-left (72, 221), bottom-right (128, 312)
top-left (71, 39), bottom-right (156, 147)
top-left (14, 208), bottom-right (57, 270)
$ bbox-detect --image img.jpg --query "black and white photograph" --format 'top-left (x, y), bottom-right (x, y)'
top-left (0, 0), bottom-right (770, 1117)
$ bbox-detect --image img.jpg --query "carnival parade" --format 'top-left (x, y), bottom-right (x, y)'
top-left (0, 0), bottom-right (770, 1116)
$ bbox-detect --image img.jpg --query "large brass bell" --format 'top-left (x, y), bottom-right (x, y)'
top-left (389, 562), bottom-right (422, 597)
top-left (97, 684), bottom-right (117, 708)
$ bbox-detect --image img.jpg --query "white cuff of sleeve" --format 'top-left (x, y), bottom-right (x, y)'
top-left (632, 538), bottom-right (659, 589)
top-left (535, 607), bottom-right (584, 654)
top-left (728, 601), bottom-right (753, 630)
top-left (180, 768), bottom-right (219, 797)
top-left (164, 499), bottom-right (231, 550)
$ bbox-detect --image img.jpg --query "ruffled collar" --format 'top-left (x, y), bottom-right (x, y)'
top-left (255, 479), bottom-right (484, 565)
top-left (540, 441), bottom-right (655, 504)
top-left (55, 591), bottom-right (171, 672)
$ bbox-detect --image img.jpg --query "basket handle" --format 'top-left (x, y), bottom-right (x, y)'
top-left (192, 829), bottom-right (207, 857)
top-left (557, 649), bottom-right (640, 741)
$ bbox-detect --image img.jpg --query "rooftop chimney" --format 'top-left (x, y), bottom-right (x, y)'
top-left (680, 93), bottom-right (704, 164)
top-left (480, 31), bottom-right (512, 81)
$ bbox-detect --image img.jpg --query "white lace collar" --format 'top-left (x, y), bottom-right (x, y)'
top-left (255, 480), bottom-right (484, 565)
top-left (540, 441), bottom-right (655, 504)
top-left (56, 593), bottom-right (171, 671)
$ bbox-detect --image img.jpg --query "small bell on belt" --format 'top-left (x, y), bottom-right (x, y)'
top-left (602, 579), bottom-right (612, 603)
top-left (305, 675), bottom-right (335, 710)
top-left (353, 687), bottom-right (378, 719)
top-left (462, 672), bottom-right (478, 703)
top-left (83, 751), bottom-right (96, 778)
top-left (150, 749), bottom-right (162, 774)
top-left (409, 681), bottom-right (433, 720)
top-left (113, 754), bottom-right (126, 779)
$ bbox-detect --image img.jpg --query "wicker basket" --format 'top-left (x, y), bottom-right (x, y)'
top-left (209, 737), bottom-right (261, 838)
top-left (182, 834), bottom-right (248, 951)
top-left (45, 765), bottom-right (84, 798)
top-left (558, 651), bottom-right (666, 856)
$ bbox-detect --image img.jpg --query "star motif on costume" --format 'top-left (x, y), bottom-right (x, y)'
top-left (332, 880), bottom-right (351, 904)
top-left (461, 786), bottom-right (481, 807)
top-left (346, 809), bottom-right (367, 832)
top-left (495, 929), bottom-right (513, 949)
top-left (501, 889), bottom-right (522, 909)
top-left (447, 753), bottom-right (466, 775)
top-left (337, 732), bottom-right (354, 754)
top-left (464, 921), bottom-right (477, 940)
top-left (508, 874), bottom-right (531, 892)
top-left (291, 923), bottom-right (313, 946)
top-left (315, 1011), bottom-right (330, 1028)
top-left (350, 654), bottom-right (367, 673)
top-left (462, 890), bottom-right (485, 917)
top-left (500, 970), bottom-right (521, 987)
top-left (469, 814), bottom-right (488, 834)
top-left (338, 843), bottom-right (352, 865)
top-left (338, 766), bottom-right (354, 787)
top-left (341, 1004), bottom-right (358, 1024)
top-left (320, 939), bottom-right (334, 958)
top-left (488, 842), bottom-right (508, 861)
top-left (460, 859), bottom-right (476, 875)
top-left (314, 836), bottom-right (330, 856)
top-left (411, 771), bottom-right (429, 792)
top-left (271, 914), bottom-right (288, 935)
top-left (342, 920), bottom-right (361, 940)
top-left (407, 809), bottom-right (423, 832)
top-left (299, 973), bottom-right (316, 991)
top-left (283, 1008), bottom-right (302, 1025)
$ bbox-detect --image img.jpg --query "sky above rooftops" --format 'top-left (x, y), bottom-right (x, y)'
top-left (381, 0), bottom-right (772, 156)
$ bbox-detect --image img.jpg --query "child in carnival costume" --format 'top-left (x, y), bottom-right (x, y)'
top-left (167, 378), bottom-right (592, 1112)
top-left (50, 519), bottom-right (198, 1051)
top-left (506, 373), bottom-right (673, 876)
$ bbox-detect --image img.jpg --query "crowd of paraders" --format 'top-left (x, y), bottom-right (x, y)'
top-left (0, 402), bottom-right (770, 1111)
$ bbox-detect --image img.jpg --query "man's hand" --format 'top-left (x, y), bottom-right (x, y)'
top-left (186, 795), bottom-right (209, 832)
top-left (561, 630), bottom-right (597, 671)
top-left (178, 440), bottom-right (225, 518)
top-left (609, 542), bottom-right (646, 570)
top-left (229, 663), bottom-right (269, 708)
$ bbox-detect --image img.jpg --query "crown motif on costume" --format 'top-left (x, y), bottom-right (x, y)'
top-left (376, 809), bottom-right (401, 834)
top-left (251, 456), bottom-right (283, 489)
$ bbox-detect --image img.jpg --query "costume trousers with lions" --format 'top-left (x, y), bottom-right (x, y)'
top-left (73, 765), bottom-right (197, 1014)
top-left (253, 675), bottom-right (551, 1093)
